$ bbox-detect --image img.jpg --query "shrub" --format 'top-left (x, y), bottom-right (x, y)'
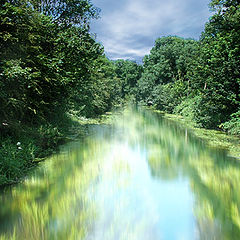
top-left (0, 138), bottom-right (37, 184)
top-left (174, 96), bottom-right (201, 123)
top-left (153, 80), bottom-right (187, 113)
top-left (222, 110), bottom-right (240, 135)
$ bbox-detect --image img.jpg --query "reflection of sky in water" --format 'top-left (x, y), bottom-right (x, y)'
top-left (86, 143), bottom-right (196, 240)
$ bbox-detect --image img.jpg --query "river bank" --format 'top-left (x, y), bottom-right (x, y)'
top-left (0, 113), bottom-right (115, 187)
top-left (154, 110), bottom-right (240, 160)
top-left (2, 107), bottom-right (239, 187)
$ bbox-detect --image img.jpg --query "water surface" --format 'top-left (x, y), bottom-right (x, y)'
top-left (1, 109), bottom-right (240, 240)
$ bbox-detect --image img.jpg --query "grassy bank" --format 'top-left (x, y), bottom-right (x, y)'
top-left (0, 112), bottom-right (114, 187)
top-left (154, 110), bottom-right (240, 159)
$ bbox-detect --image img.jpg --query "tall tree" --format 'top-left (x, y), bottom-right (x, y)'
top-left (114, 60), bottom-right (143, 99)
top-left (189, 0), bottom-right (240, 128)
top-left (137, 36), bottom-right (198, 108)
top-left (29, 0), bottom-right (100, 26)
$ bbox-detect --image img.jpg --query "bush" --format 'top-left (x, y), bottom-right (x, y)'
top-left (37, 125), bottom-right (63, 148)
top-left (0, 138), bottom-right (37, 184)
top-left (222, 110), bottom-right (240, 135)
top-left (174, 94), bottom-right (233, 129)
top-left (174, 96), bottom-right (201, 123)
top-left (153, 80), bottom-right (187, 113)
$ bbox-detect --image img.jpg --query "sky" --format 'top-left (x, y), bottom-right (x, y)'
top-left (90, 0), bottom-right (212, 63)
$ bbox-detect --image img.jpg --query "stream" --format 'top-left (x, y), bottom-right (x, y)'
top-left (1, 109), bottom-right (240, 240)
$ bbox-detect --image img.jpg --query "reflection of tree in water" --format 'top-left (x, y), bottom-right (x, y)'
top-left (190, 155), bottom-right (240, 240)
top-left (0, 139), bottom-right (102, 240)
top-left (144, 111), bottom-right (240, 239)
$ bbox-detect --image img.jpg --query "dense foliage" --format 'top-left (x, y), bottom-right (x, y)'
top-left (0, 0), bottom-right (125, 185)
top-left (137, 37), bottom-right (199, 111)
top-left (114, 59), bottom-right (143, 101)
top-left (136, 0), bottom-right (240, 133)
top-left (0, 0), bottom-right (117, 125)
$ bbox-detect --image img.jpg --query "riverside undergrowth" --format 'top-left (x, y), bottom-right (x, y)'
top-left (154, 110), bottom-right (240, 159)
top-left (0, 112), bottom-right (115, 187)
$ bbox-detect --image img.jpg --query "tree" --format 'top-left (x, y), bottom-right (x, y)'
top-left (29, 0), bottom-right (100, 26)
top-left (189, 0), bottom-right (240, 128)
top-left (136, 36), bottom-right (198, 109)
top-left (114, 60), bottom-right (143, 100)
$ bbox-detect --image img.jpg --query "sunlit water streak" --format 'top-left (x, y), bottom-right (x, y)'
top-left (85, 141), bottom-right (196, 240)
top-left (0, 109), bottom-right (240, 240)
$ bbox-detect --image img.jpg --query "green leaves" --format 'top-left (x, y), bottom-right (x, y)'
top-left (0, 0), bottom-right (108, 126)
top-left (114, 59), bottom-right (143, 99)
top-left (136, 1), bottom-right (240, 131)
top-left (189, 0), bottom-right (240, 128)
top-left (137, 36), bottom-right (198, 105)
top-left (30, 0), bottom-right (100, 26)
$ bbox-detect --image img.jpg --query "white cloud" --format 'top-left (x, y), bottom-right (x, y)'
top-left (91, 0), bottom-right (211, 61)
top-left (103, 39), bottom-right (151, 57)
